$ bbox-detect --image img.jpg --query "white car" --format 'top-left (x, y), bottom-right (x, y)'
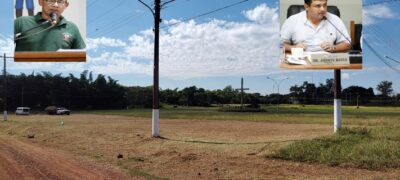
top-left (15, 107), bottom-right (30, 115)
top-left (56, 107), bottom-right (70, 115)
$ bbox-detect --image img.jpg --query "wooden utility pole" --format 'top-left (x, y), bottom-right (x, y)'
top-left (334, 70), bottom-right (341, 132)
top-left (3, 54), bottom-right (7, 121)
top-left (138, 0), bottom-right (175, 137)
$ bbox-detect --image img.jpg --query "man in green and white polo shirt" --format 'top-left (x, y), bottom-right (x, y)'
top-left (14, 0), bottom-right (85, 51)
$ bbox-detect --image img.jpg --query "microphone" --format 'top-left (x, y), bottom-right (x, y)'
top-left (50, 12), bottom-right (58, 25)
top-left (323, 16), bottom-right (353, 48)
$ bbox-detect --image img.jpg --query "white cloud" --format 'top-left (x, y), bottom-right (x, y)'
top-left (243, 3), bottom-right (278, 24)
top-left (342, 73), bottom-right (350, 80)
top-left (86, 37), bottom-right (127, 51)
top-left (114, 4), bottom-right (281, 79)
top-left (0, 35), bottom-right (14, 55)
top-left (364, 4), bottom-right (396, 25)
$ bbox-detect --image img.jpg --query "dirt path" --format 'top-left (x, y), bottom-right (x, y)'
top-left (1, 114), bottom-right (400, 179)
top-left (0, 137), bottom-right (139, 180)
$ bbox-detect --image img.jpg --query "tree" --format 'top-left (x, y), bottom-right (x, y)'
top-left (376, 81), bottom-right (393, 97)
top-left (126, 86), bottom-right (153, 108)
top-left (160, 88), bottom-right (180, 105)
top-left (342, 86), bottom-right (375, 105)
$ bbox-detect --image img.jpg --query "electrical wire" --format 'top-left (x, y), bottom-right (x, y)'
top-left (92, 13), bottom-right (145, 37)
top-left (363, 0), bottom-right (400, 7)
top-left (364, 39), bottom-right (400, 73)
top-left (87, 0), bottom-right (97, 8)
top-left (160, 0), bottom-right (250, 29)
top-left (88, 0), bottom-right (128, 25)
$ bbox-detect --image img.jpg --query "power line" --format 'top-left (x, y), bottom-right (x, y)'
top-left (161, 0), bottom-right (250, 29)
top-left (385, 55), bottom-right (400, 64)
top-left (88, 0), bottom-right (128, 24)
top-left (87, 0), bottom-right (97, 8)
top-left (90, 11), bottom-right (145, 37)
top-left (364, 39), bottom-right (400, 73)
top-left (364, 25), bottom-right (400, 65)
top-left (363, 0), bottom-right (400, 7)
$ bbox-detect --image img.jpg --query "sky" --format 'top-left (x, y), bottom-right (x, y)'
top-left (1, 0), bottom-right (400, 95)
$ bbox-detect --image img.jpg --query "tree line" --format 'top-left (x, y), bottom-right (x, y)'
top-left (0, 71), bottom-right (398, 111)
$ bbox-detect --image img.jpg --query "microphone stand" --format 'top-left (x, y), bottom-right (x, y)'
top-left (14, 20), bottom-right (51, 41)
top-left (324, 16), bottom-right (360, 54)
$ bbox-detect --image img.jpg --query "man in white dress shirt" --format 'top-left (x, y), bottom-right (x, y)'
top-left (281, 0), bottom-right (351, 53)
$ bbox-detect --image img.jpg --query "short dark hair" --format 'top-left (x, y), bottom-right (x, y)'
top-left (305, 0), bottom-right (327, 5)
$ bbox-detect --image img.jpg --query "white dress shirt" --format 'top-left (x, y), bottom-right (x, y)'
top-left (281, 11), bottom-right (350, 52)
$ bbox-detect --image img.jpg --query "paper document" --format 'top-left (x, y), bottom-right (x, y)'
top-left (286, 55), bottom-right (307, 65)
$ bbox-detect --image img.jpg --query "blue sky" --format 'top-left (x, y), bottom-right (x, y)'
top-left (1, 0), bottom-right (400, 95)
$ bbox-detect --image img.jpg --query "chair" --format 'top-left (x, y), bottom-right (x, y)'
top-left (350, 21), bottom-right (362, 51)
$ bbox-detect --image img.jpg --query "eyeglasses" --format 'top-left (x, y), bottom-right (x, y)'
top-left (44, 0), bottom-right (67, 5)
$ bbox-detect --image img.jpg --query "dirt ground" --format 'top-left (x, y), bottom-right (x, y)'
top-left (0, 136), bottom-right (139, 179)
top-left (0, 114), bottom-right (399, 179)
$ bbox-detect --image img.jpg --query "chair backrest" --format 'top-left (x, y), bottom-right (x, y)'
top-left (287, 5), bottom-right (340, 18)
top-left (351, 22), bottom-right (362, 51)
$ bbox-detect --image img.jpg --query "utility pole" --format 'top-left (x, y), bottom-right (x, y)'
top-left (138, 0), bottom-right (175, 138)
top-left (356, 94), bottom-right (360, 109)
top-left (334, 70), bottom-right (342, 132)
top-left (3, 54), bottom-right (7, 121)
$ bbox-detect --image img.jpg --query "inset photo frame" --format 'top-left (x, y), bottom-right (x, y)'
top-left (279, 0), bottom-right (362, 70)
top-left (14, 0), bottom-right (86, 62)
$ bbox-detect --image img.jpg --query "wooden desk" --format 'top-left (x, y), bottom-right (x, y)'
top-left (14, 51), bottom-right (86, 62)
top-left (280, 62), bottom-right (362, 70)
top-left (280, 53), bottom-right (362, 70)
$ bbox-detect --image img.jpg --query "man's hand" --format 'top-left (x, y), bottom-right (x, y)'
top-left (321, 42), bottom-right (335, 52)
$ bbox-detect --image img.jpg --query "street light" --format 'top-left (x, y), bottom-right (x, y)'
top-left (267, 76), bottom-right (289, 111)
top-left (267, 77), bottom-right (289, 95)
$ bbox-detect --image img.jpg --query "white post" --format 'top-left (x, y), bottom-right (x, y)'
top-left (3, 111), bottom-right (7, 121)
top-left (334, 99), bottom-right (342, 132)
top-left (152, 109), bottom-right (159, 137)
top-left (334, 70), bottom-right (342, 133)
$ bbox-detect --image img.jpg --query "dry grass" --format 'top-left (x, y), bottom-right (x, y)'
top-left (1, 114), bottom-right (399, 179)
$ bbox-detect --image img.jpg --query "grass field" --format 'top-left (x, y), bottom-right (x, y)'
top-left (82, 104), bottom-right (400, 126)
top-left (1, 104), bottom-right (399, 179)
top-left (271, 127), bottom-right (400, 170)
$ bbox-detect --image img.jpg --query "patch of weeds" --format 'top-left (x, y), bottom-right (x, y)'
top-left (270, 127), bottom-right (400, 170)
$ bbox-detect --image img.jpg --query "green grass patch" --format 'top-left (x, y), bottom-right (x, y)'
top-left (271, 127), bottom-right (400, 170)
top-left (121, 165), bottom-right (167, 180)
top-left (78, 105), bottom-right (400, 126)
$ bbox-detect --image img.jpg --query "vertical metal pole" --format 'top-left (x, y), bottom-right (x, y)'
top-left (356, 95), bottom-right (360, 109)
top-left (3, 54), bottom-right (7, 121)
top-left (240, 77), bottom-right (243, 108)
top-left (334, 70), bottom-right (342, 132)
top-left (152, 0), bottom-right (161, 137)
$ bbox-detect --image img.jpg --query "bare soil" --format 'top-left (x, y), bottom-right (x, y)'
top-left (0, 114), bottom-right (399, 179)
top-left (0, 136), bottom-right (139, 179)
